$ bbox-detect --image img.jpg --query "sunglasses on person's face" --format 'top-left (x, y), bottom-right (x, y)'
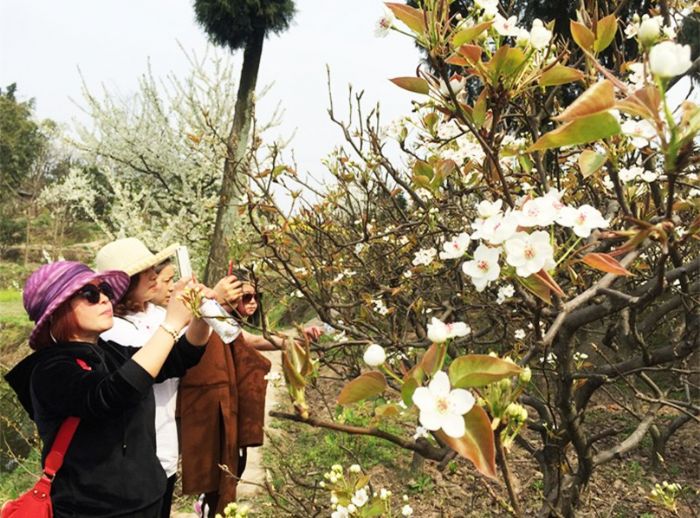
top-left (75, 282), bottom-right (115, 304)
top-left (241, 293), bottom-right (257, 304)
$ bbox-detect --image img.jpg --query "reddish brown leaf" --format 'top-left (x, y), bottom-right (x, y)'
top-left (435, 405), bottom-right (497, 479)
top-left (581, 252), bottom-right (634, 276)
top-left (554, 80), bottom-right (615, 122)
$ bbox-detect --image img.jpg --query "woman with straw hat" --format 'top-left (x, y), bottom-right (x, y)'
top-left (94, 237), bottom-right (188, 518)
top-left (4, 260), bottom-right (212, 517)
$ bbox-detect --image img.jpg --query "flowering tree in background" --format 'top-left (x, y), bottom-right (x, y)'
top-left (42, 49), bottom-right (257, 262)
top-left (232, 0), bottom-right (698, 515)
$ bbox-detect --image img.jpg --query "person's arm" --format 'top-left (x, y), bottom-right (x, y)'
top-left (131, 279), bottom-right (209, 377)
top-left (243, 326), bottom-right (324, 351)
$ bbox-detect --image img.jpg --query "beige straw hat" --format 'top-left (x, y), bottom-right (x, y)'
top-left (95, 237), bottom-right (180, 276)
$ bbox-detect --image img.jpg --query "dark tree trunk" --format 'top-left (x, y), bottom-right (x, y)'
top-left (204, 26), bottom-right (265, 285)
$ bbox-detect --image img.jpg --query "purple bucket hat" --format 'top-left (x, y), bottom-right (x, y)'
top-left (23, 261), bottom-right (130, 350)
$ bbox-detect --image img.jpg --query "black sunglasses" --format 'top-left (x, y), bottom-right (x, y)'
top-left (75, 282), bottom-right (115, 304)
top-left (241, 293), bottom-right (257, 304)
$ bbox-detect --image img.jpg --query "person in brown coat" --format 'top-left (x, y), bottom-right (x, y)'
top-left (178, 270), bottom-right (322, 517)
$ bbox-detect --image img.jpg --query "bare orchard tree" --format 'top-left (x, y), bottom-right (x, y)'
top-left (230, 1), bottom-right (698, 516)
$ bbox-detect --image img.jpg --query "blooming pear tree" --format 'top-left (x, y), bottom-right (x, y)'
top-left (231, 0), bottom-right (697, 515)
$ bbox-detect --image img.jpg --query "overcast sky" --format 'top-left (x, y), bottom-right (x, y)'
top-left (0, 0), bottom-right (420, 186)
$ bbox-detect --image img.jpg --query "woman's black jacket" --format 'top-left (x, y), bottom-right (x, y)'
top-left (5, 337), bottom-right (205, 517)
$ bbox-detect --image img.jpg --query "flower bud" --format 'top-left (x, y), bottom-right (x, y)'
top-left (363, 344), bottom-right (386, 367)
top-left (519, 366), bottom-right (532, 383)
top-left (638, 16), bottom-right (661, 46)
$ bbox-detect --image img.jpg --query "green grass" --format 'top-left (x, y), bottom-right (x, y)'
top-left (0, 289), bottom-right (28, 325)
top-left (0, 448), bottom-right (42, 501)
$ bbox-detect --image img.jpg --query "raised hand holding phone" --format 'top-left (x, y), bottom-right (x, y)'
top-left (174, 246), bottom-right (242, 343)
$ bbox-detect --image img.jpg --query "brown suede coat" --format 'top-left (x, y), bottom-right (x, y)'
top-left (178, 332), bottom-right (271, 513)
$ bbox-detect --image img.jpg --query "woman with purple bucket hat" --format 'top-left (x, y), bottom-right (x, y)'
top-left (4, 260), bottom-right (212, 517)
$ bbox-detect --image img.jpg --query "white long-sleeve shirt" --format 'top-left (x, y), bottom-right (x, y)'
top-left (100, 303), bottom-right (179, 477)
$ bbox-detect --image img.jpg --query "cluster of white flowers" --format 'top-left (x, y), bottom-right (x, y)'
top-left (539, 352), bottom-right (558, 366)
top-left (618, 165), bottom-right (659, 183)
top-left (439, 232), bottom-right (471, 260)
top-left (458, 191), bottom-right (608, 291)
top-left (496, 284), bottom-right (515, 304)
top-left (372, 298), bottom-right (389, 315)
top-left (412, 247), bottom-right (438, 266)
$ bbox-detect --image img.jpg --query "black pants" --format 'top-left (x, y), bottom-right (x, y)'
top-left (160, 474), bottom-right (177, 518)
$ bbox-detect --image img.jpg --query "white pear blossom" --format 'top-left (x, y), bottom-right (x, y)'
top-left (649, 41), bottom-right (692, 78)
top-left (439, 76), bottom-right (466, 97)
top-left (477, 199), bottom-right (503, 218)
top-left (401, 505), bottom-right (414, 517)
top-left (413, 426), bottom-right (430, 440)
top-left (621, 119), bottom-right (656, 148)
top-left (439, 232), bottom-right (471, 259)
top-left (515, 27), bottom-right (531, 47)
top-left (514, 328), bottom-right (526, 340)
top-left (462, 244), bottom-right (501, 291)
top-left (412, 247), bottom-right (437, 266)
top-left (331, 505), bottom-right (350, 518)
top-left (375, 8), bottom-right (396, 38)
top-left (351, 488), bottom-right (369, 507)
top-left (412, 371), bottom-right (475, 438)
top-left (558, 204), bottom-right (609, 237)
top-left (496, 284), bottom-right (515, 304)
top-left (626, 62), bottom-right (646, 87)
top-left (530, 19), bottom-right (552, 49)
top-left (363, 344), bottom-right (386, 367)
top-left (517, 196), bottom-right (557, 227)
top-left (619, 165), bottom-right (645, 182)
top-left (494, 14), bottom-right (520, 37)
top-left (473, 211), bottom-right (519, 244)
top-left (504, 231), bottom-right (556, 277)
top-left (474, 0), bottom-right (499, 17)
top-left (427, 317), bottom-right (471, 343)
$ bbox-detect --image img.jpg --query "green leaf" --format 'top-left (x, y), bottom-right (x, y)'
top-left (401, 366), bottom-right (424, 407)
top-left (448, 354), bottom-right (522, 388)
top-left (554, 80), bottom-right (615, 122)
top-left (487, 45), bottom-right (526, 82)
top-left (337, 371), bottom-right (387, 405)
top-left (472, 88), bottom-right (488, 128)
top-left (528, 111), bottom-right (621, 151)
top-left (578, 149), bottom-right (606, 178)
top-left (570, 20), bottom-right (595, 51)
top-left (452, 21), bottom-right (493, 46)
top-left (594, 14), bottom-right (618, 53)
top-left (389, 77), bottom-right (429, 95)
top-left (413, 160), bottom-right (434, 180)
top-left (539, 64), bottom-right (584, 87)
top-left (435, 405), bottom-right (497, 479)
top-left (385, 3), bottom-right (426, 34)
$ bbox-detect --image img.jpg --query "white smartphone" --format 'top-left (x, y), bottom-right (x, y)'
top-left (174, 246), bottom-right (193, 279)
